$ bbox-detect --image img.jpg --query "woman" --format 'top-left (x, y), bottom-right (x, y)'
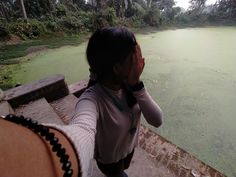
top-left (0, 27), bottom-right (163, 177)
top-left (74, 27), bottom-right (163, 177)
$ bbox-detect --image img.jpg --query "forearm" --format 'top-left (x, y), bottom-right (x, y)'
top-left (133, 86), bottom-right (163, 127)
top-left (46, 124), bottom-right (95, 177)
top-left (0, 118), bottom-right (80, 177)
top-left (46, 98), bottom-right (98, 177)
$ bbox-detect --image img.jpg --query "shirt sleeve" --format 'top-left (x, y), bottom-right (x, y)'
top-left (44, 97), bottom-right (99, 177)
top-left (133, 87), bottom-right (163, 128)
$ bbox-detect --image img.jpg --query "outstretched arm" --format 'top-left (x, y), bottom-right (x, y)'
top-left (46, 97), bottom-right (99, 177)
top-left (0, 97), bottom-right (99, 177)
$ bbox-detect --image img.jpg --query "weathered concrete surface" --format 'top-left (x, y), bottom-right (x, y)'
top-left (50, 94), bottom-right (78, 124)
top-left (69, 79), bottom-right (88, 98)
top-left (90, 147), bottom-right (177, 177)
top-left (14, 98), bottom-right (64, 125)
top-left (139, 125), bottom-right (226, 177)
top-left (4, 74), bottom-right (69, 107)
top-left (0, 101), bottom-right (14, 116)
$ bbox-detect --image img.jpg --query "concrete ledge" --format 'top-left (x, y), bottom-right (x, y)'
top-left (139, 125), bottom-right (226, 177)
top-left (4, 74), bottom-right (69, 108)
top-left (69, 79), bottom-right (88, 98)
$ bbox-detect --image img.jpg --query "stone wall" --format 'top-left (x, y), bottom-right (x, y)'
top-left (139, 125), bottom-right (226, 177)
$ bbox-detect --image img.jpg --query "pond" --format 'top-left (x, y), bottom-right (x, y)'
top-left (12, 27), bottom-right (236, 177)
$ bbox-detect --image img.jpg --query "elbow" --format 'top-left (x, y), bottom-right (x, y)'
top-left (153, 117), bottom-right (163, 128)
top-left (147, 110), bottom-right (164, 128)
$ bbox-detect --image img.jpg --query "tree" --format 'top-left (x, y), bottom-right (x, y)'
top-left (22, 0), bottom-right (55, 18)
top-left (133, 0), bottom-right (147, 9)
top-left (96, 0), bottom-right (107, 9)
top-left (108, 0), bottom-right (127, 17)
top-left (73, 0), bottom-right (86, 9)
top-left (154, 0), bottom-right (175, 10)
top-left (143, 3), bottom-right (161, 26)
top-left (217, 0), bottom-right (236, 19)
top-left (0, 0), bottom-right (16, 20)
top-left (19, 0), bottom-right (27, 20)
top-left (189, 0), bottom-right (206, 10)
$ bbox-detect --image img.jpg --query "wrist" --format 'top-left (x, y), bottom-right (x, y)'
top-left (130, 81), bottom-right (144, 92)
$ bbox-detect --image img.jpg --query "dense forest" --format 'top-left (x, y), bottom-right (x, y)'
top-left (0, 0), bottom-right (235, 40)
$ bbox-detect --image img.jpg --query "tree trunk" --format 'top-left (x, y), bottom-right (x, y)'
top-left (19, 0), bottom-right (27, 20)
top-left (147, 0), bottom-right (152, 8)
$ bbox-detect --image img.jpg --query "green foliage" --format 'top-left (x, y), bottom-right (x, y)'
top-left (174, 13), bottom-right (191, 24)
top-left (0, 35), bottom-right (89, 61)
top-left (0, 0), bottom-right (236, 42)
top-left (0, 66), bottom-right (15, 91)
top-left (189, 0), bottom-right (206, 10)
top-left (0, 18), bottom-right (10, 38)
top-left (93, 7), bottom-right (117, 29)
top-left (55, 3), bottom-right (68, 17)
top-left (23, 0), bottom-right (54, 18)
top-left (124, 2), bottom-right (147, 28)
top-left (125, 2), bottom-right (145, 18)
top-left (154, 0), bottom-right (175, 10)
top-left (58, 15), bottom-right (84, 34)
top-left (143, 5), bottom-right (161, 26)
top-left (217, 0), bottom-right (236, 19)
top-left (45, 20), bottom-right (60, 32)
top-left (77, 10), bottom-right (96, 31)
top-left (130, 16), bottom-right (146, 28)
top-left (161, 7), bottom-right (182, 24)
top-left (0, 27), bottom-right (9, 38)
top-left (7, 19), bottom-right (47, 39)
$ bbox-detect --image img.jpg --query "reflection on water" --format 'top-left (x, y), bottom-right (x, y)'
top-left (13, 27), bottom-right (236, 177)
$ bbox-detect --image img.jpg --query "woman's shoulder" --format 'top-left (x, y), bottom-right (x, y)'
top-left (78, 83), bottom-right (102, 102)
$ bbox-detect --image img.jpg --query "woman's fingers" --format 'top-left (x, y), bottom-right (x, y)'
top-left (137, 44), bottom-right (142, 59)
top-left (141, 57), bottom-right (145, 71)
top-left (136, 45), bottom-right (144, 72)
top-left (127, 45), bottom-right (145, 86)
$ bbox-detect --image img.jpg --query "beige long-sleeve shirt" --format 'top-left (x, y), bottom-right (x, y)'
top-left (47, 83), bottom-right (163, 177)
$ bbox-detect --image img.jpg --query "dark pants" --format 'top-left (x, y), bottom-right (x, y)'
top-left (96, 149), bottom-right (135, 176)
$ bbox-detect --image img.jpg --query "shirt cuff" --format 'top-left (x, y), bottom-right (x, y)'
top-left (130, 81), bottom-right (144, 92)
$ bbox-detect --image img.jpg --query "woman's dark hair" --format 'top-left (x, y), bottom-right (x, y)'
top-left (86, 27), bottom-right (137, 81)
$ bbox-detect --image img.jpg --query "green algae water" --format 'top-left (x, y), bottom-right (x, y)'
top-left (13, 42), bottom-right (89, 84)
top-left (12, 27), bottom-right (236, 177)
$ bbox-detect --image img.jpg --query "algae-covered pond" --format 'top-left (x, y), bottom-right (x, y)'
top-left (12, 27), bottom-right (236, 177)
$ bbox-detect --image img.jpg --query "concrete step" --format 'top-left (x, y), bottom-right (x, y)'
top-left (4, 74), bottom-right (69, 108)
top-left (50, 94), bottom-right (78, 124)
top-left (90, 147), bottom-right (176, 177)
top-left (0, 101), bottom-right (14, 116)
top-left (14, 98), bottom-right (64, 125)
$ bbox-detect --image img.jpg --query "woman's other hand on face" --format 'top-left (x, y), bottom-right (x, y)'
top-left (127, 44), bottom-right (145, 86)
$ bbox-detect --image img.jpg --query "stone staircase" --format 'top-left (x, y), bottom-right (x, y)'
top-left (15, 98), bottom-right (64, 125)
top-left (0, 74), bottom-right (226, 177)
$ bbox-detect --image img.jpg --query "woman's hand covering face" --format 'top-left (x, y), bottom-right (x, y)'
top-left (127, 44), bottom-right (145, 86)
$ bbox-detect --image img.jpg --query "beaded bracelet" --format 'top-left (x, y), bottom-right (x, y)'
top-left (2, 114), bottom-right (74, 177)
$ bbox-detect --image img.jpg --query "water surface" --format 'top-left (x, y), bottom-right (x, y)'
top-left (13, 27), bottom-right (236, 177)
